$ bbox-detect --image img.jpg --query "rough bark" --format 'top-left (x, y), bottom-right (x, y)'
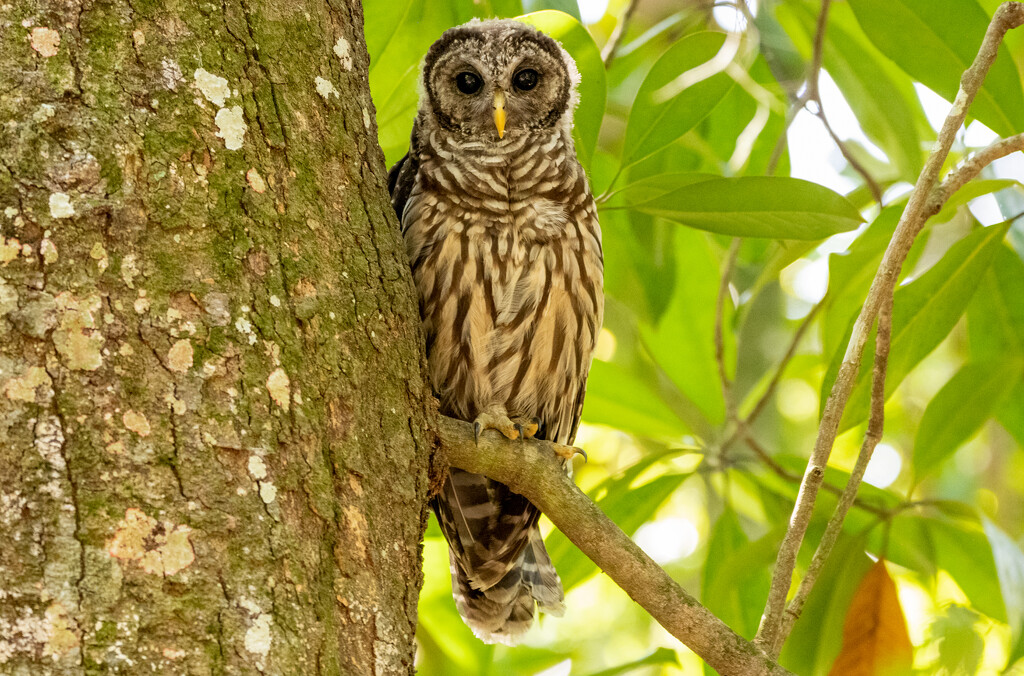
top-left (0, 1), bottom-right (436, 674)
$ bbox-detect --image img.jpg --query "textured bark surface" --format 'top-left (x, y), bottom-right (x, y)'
top-left (0, 1), bottom-right (436, 673)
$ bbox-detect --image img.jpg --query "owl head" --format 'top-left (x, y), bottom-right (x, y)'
top-left (419, 19), bottom-right (580, 142)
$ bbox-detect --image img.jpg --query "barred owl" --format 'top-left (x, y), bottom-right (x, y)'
top-left (387, 18), bottom-right (604, 645)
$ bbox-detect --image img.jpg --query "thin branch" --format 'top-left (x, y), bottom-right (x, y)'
top-left (439, 416), bottom-right (794, 676)
top-left (745, 298), bottom-right (823, 429)
top-left (738, 426), bottom-right (889, 518)
top-left (719, 297), bottom-right (824, 459)
top-left (930, 132), bottom-right (1024, 212)
top-left (754, 2), bottom-right (1024, 656)
top-left (601, 0), bottom-right (640, 68)
top-left (813, 102), bottom-right (884, 205)
top-left (716, 239), bottom-right (742, 420)
top-left (773, 292), bottom-right (893, 653)
top-left (766, 0), bottom-right (832, 175)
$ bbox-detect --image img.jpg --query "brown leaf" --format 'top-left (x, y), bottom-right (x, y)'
top-left (828, 559), bottom-right (913, 676)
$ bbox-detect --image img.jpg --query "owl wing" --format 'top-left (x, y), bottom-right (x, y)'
top-left (387, 126), bottom-right (421, 227)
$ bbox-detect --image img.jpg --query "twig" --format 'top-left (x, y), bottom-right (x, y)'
top-left (718, 298), bottom-right (824, 458)
top-left (766, 0), bottom-right (832, 175)
top-left (813, 102), bottom-right (884, 205)
top-left (744, 298), bottom-right (823, 429)
top-left (601, 0), bottom-right (640, 68)
top-left (754, 2), bottom-right (1024, 656)
top-left (739, 428), bottom-right (889, 518)
top-left (929, 132), bottom-right (1024, 212)
top-left (439, 416), bottom-right (794, 676)
top-left (716, 239), bottom-right (742, 420)
top-left (772, 293), bottom-right (893, 652)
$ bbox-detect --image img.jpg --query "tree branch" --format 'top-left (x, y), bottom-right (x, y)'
top-left (601, 0), bottom-right (640, 68)
top-left (766, 0), bottom-right (831, 175)
top-left (813, 102), bottom-right (884, 205)
top-left (754, 1), bottom-right (1024, 655)
top-left (773, 292), bottom-right (893, 653)
top-left (929, 132), bottom-right (1024, 213)
top-left (438, 416), bottom-right (793, 676)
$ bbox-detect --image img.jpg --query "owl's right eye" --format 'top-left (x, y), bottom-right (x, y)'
top-left (455, 72), bottom-right (482, 95)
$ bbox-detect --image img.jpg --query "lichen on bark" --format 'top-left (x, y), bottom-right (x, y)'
top-left (0, 1), bottom-right (435, 674)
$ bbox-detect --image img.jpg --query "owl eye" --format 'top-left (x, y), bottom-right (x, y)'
top-left (455, 72), bottom-right (482, 95)
top-left (512, 69), bottom-right (539, 91)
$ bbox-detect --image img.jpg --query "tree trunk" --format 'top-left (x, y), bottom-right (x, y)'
top-left (0, 1), bottom-right (435, 673)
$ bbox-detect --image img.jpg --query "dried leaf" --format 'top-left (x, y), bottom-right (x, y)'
top-left (828, 559), bottom-right (913, 676)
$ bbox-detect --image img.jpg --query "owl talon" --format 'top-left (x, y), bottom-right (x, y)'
top-left (553, 443), bottom-right (587, 463)
top-left (511, 416), bottom-right (540, 441)
top-left (473, 410), bottom-right (520, 442)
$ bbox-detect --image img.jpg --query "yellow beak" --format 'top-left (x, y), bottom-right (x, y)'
top-left (493, 90), bottom-right (506, 139)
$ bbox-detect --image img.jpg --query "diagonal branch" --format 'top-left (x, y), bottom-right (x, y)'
top-left (766, 0), bottom-right (832, 175)
top-left (754, 1), bottom-right (1024, 656)
top-left (773, 292), bottom-right (893, 653)
top-left (601, 0), bottom-right (640, 68)
top-left (438, 416), bottom-right (793, 676)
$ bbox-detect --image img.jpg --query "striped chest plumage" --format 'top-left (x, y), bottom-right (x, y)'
top-left (401, 127), bottom-right (603, 446)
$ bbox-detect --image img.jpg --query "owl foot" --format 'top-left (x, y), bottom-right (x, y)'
top-left (512, 416), bottom-right (540, 441)
top-left (473, 411), bottom-right (521, 444)
top-left (552, 443), bottom-right (587, 463)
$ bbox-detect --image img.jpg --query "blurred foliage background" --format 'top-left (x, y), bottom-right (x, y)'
top-left (363, 0), bottom-right (1024, 673)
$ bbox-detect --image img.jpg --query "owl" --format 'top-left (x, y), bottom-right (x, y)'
top-left (388, 18), bottom-right (604, 645)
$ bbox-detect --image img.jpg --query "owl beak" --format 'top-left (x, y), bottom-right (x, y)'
top-left (493, 90), bottom-right (506, 139)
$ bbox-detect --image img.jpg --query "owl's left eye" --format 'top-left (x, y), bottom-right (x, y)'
top-left (512, 69), bottom-right (539, 91)
top-left (455, 72), bottom-right (483, 95)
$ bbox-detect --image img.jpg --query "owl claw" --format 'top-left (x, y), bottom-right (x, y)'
top-left (553, 443), bottom-right (587, 463)
top-left (472, 411), bottom-right (520, 443)
top-left (511, 416), bottom-right (539, 441)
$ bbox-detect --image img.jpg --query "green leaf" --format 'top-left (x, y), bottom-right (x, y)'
top-left (701, 509), bottom-right (776, 640)
top-left (848, 0), bottom-right (1024, 138)
top-left (622, 32), bottom-right (736, 167)
top-left (823, 222), bottom-right (1011, 431)
top-left (925, 606), bottom-right (985, 676)
top-left (619, 176), bottom-right (863, 239)
top-left (967, 245), bottom-right (1024, 359)
top-left (931, 179), bottom-right (1023, 225)
top-left (546, 470), bottom-right (691, 592)
top-left (363, 0), bottom-right (416, 64)
top-left (583, 359), bottom-right (692, 440)
top-left (600, 172), bottom-right (719, 209)
top-left (918, 515), bottom-right (1006, 622)
top-left (913, 360), bottom-right (1020, 482)
top-left (521, 0), bottom-right (580, 22)
top-left (639, 227), bottom-right (726, 425)
top-left (998, 381), bottom-right (1024, 447)
top-left (982, 519), bottom-right (1024, 666)
top-left (584, 648), bottom-right (679, 676)
top-left (518, 11), bottom-right (606, 170)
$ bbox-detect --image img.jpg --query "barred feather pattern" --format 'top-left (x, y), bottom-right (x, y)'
top-left (391, 117), bottom-right (603, 643)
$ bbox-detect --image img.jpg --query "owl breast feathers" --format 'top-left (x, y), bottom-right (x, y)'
top-left (388, 17), bottom-right (604, 645)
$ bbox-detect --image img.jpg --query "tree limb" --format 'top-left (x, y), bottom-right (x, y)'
top-left (601, 0), bottom-right (640, 68)
top-left (766, 0), bottom-right (832, 175)
top-left (754, 1), bottom-right (1024, 655)
top-left (774, 292), bottom-right (892, 652)
top-left (438, 416), bottom-right (793, 676)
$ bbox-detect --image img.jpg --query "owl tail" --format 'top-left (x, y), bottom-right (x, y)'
top-left (450, 528), bottom-right (565, 645)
